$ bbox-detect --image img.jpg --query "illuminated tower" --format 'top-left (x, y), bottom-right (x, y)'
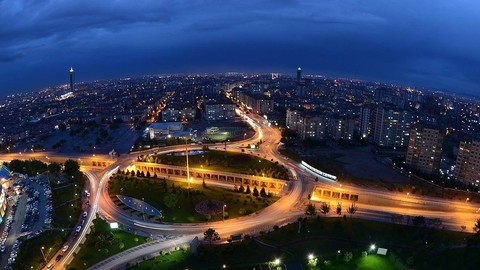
top-left (69, 67), bottom-right (75, 92)
top-left (297, 67), bottom-right (302, 82)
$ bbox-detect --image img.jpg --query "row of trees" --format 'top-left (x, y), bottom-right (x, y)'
top-left (233, 184), bottom-right (270, 197)
top-left (305, 202), bottom-right (358, 216)
top-left (6, 159), bottom-right (80, 177)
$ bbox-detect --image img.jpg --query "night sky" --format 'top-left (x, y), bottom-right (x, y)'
top-left (1, 0), bottom-right (479, 97)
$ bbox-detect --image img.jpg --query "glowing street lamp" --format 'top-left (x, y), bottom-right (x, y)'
top-left (40, 246), bottom-right (46, 261)
top-left (274, 258), bottom-right (280, 265)
top-left (370, 244), bottom-right (376, 251)
top-left (308, 254), bottom-right (314, 260)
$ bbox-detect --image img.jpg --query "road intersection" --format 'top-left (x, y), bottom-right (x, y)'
top-left (3, 111), bottom-right (480, 269)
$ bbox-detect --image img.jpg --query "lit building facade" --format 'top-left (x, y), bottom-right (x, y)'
top-left (371, 105), bottom-right (414, 147)
top-left (454, 140), bottom-right (480, 185)
top-left (405, 124), bottom-right (443, 174)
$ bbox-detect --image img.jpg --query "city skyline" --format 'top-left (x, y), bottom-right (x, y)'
top-left (1, 0), bottom-right (480, 98)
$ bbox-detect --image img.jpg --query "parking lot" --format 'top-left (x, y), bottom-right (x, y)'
top-left (0, 174), bottom-right (53, 270)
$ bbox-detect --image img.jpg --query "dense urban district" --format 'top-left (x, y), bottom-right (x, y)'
top-left (1, 70), bottom-right (480, 270)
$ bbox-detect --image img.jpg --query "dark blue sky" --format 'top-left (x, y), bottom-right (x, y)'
top-left (1, 0), bottom-right (480, 97)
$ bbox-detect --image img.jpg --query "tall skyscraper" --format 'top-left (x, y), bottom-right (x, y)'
top-left (297, 67), bottom-right (302, 82)
top-left (371, 104), bottom-right (414, 147)
top-left (359, 105), bottom-right (373, 139)
top-left (405, 124), bottom-right (443, 174)
top-left (454, 140), bottom-right (480, 185)
top-left (69, 67), bottom-right (75, 92)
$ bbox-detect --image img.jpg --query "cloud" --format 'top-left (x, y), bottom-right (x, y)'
top-left (0, 0), bottom-right (480, 97)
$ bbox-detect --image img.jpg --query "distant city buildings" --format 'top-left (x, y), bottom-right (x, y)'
top-left (454, 140), bottom-right (480, 185)
top-left (204, 95), bottom-right (236, 121)
top-left (147, 122), bottom-right (189, 140)
top-left (405, 124), bottom-right (444, 174)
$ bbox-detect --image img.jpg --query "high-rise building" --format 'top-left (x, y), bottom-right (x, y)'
top-left (405, 124), bottom-right (443, 174)
top-left (69, 67), bottom-right (75, 92)
top-left (286, 108), bottom-right (302, 131)
top-left (371, 105), bottom-right (414, 147)
top-left (454, 140), bottom-right (480, 185)
top-left (359, 105), bottom-right (373, 139)
top-left (297, 67), bottom-right (302, 82)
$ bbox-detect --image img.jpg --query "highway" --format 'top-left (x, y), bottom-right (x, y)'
top-left (3, 110), bottom-right (480, 269)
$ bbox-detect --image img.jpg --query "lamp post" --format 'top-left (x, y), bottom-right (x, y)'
top-left (222, 204), bottom-right (227, 221)
top-left (185, 137), bottom-right (190, 190)
top-left (142, 197), bottom-right (145, 221)
top-left (40, 246), bottom-right (46, 262)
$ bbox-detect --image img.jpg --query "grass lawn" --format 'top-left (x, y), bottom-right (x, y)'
top-left (324, 255), bottom-right (400, 270)
top-left (279, 148), bottom-right (302, 162)
top-left (68, 218), bottom-right (146, 270)
top-left (138, 150), bottom-right (289, 180)
top-left (128, 249), bottom-right (191, 270)
top-left (51, 176), bottom-right (84, 228)
top-left (108, 175), bottom-right (278, 223)
top-left (114, 217), bottom-right (477, 270)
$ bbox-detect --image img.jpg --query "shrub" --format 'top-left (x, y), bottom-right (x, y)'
top-left (239, 208), bottom-right (246, 215)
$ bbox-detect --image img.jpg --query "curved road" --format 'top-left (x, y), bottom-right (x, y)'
top-left (3, 111), bottom-right (480, 270)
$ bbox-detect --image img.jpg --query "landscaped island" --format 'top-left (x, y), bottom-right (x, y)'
top-left (108, 174), bottom-right (278, 223)
top-left (137, 150), bottom-right (289, 180)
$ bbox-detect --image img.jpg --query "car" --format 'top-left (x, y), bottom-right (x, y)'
top-left (55, 254), bottom-right (63, 262)
top-left (82, 211), bottom-right (88, 218)
top-left (75, 226), bottom-right (81, 233)
top-left (62, 244), bottom-right (69, 252)
top-left (47, 264), bottom-right (54, 270)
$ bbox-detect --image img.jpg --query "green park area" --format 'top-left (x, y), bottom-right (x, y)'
top-left (137, 150), bottom-right (289, 180)
top-left (68, 218), bottom-right (147, 270)
top-left (128, 248), bottom-right (191, 270)
top-left (127, 217), bottom-right (478, 269)
top-left (108, 174), bottom-right (278, 223)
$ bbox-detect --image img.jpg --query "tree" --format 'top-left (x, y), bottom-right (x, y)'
top-left (203, 228), bottom-right (220, 244)
top-left (146, 171), bottom-right (151, 178)
top-left (253, 187), bottom-right (259, 197)
top-left (305, 204), bottom-right (317, 216)
top-left (347, 202), bottom-right (358, 216)
top-left (308, 257), bottom-right (318, 268)
top-left (47, 162), bottom-right (61, 174)
top-left (320, 202), bottom-right (331, 215)
top-left (245, 185), bottom-right (251, 194)
top-left (238, 185), bottom-right (245, 193)
top-left (473, 218), bottom-right (480, 234)
top-left (336, 202), bottom-right (342, 215)
top-left (343, 252), bottom-right (353, 262)
top-left (163, 193), bottom-right (178, 209)
top-left (64, 159), bottom-right (80, 177)
top-left (260, 187), bottom-right (267, 197)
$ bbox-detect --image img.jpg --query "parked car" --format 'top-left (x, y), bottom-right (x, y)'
top-left (62, 244), bottom-right (69, 252)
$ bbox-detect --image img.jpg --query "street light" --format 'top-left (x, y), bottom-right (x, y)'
top-left (40, 246), bottom-right (46, 261)
top-left (308, 254), bottom-right (314, 260)
top-left (222, 204), bottom-right (227, 221)
top-left (370, 244), bottom-right (376, 251)
top-left (274, 258), bottom-right (280, 265)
